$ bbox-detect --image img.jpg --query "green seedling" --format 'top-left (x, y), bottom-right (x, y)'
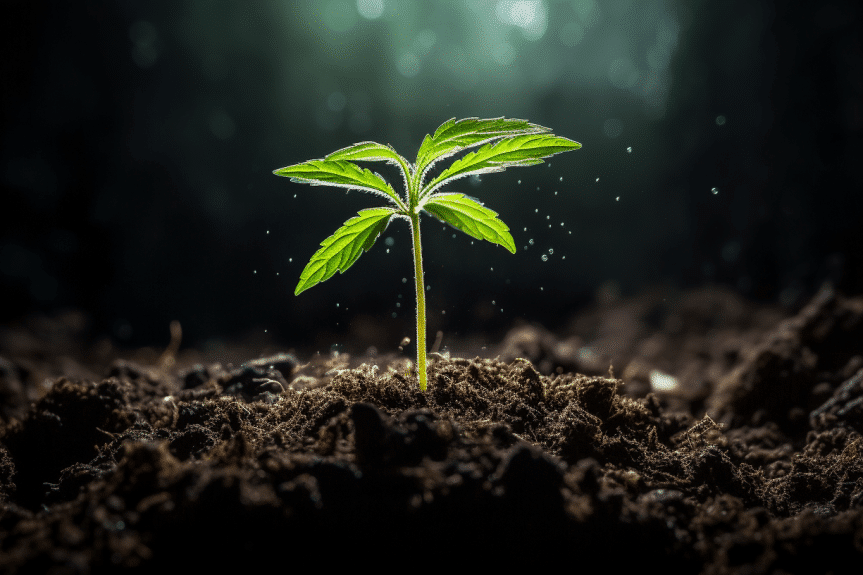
top-left (274, 117), bottom-right (580, 391)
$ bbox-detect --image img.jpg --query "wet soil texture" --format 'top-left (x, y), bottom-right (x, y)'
top-left (1, 284), bottom-right (863, 572)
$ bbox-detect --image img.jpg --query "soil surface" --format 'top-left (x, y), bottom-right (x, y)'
top-left (2, 284), bottom-right (863, 572)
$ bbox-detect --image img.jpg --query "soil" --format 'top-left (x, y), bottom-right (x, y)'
top-left (1, 283), bottom-right (863, 573)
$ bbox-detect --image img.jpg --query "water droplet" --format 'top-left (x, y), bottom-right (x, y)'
top-left (536, 186), bottom-right (540, 191)
top-left (293, 194), bottom-right (297, 198)
top-left (492, 300), bottom-right (496, 305)
top-left (711, 187), bottom-right (719, 195)
top-left (562, 256), bottom-right (566, 260)
top-left (289, 258), bottom-right (292, 263)
top-left (518, 179), bottom-right (521, 184)
top-left (490, 267), bottom-right (493, 272)
top-left (266, 230), bottom-right (270, 234)
top-left (626, 147), bottom-right (632, 153)
top-left (396, 302), bottom-right (401, 308)
top-left (253, 270), bottom-right (257, 274)
top-left (548, 248), bottom-right (554, 254)
top-left (560, 222), bottom-right (564, 226)
top-left (386, 249), bottom-right (390, 253)
top-left (559, 176), bottom-right (563, 181)
top-left (402, 277), bottom-right (407, 283)
top-left (540, 287), bottom-right (544, 291)
top-left (554, 191), bottom-right (558, 195)
top-left (546, 215), bottom-right (550, 220)
top-left (452, 234), bottom-right (456, 238)
top-left (541, 255), bottom-right (548, 262)
top-left (523, 227), bottom-right (527, 232)
top-left (441, 310), bottom-right (446, 314)
top-left (384, 236), bottom-right (394, 246)
top-left (392, 312), bottom-right (397, 318)
top-left (716, 115), bottom-right (726, 126)
top-left (529, 239), bottom-right (534, 245)
top-left (596, 177), bottom-right (600, 182)
top-left (616, 196), bottom-right (620, 201)
top-left (336, 303), bottom-right (339, 307)
top-left (400, 336), bottom-right (411, 347)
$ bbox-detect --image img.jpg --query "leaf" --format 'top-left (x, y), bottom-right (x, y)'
top-left (325, 141), bottom-right (407, 166)
top-left (273, 159), bottom-right (403, 207)
top-left (414, 117), bottom-right (549, 180)
top-left (421, 193), bottom-right (515, 253)
top-left (421, 133), bottom-right (581, 198)
top-left (295, 207), bottom-right (395, 295)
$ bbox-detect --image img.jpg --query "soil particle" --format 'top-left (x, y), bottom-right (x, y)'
top-left (2, 285), bottom-right (863, 572)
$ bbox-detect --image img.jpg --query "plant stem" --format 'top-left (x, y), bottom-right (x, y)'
top-left (408, 209), bottom-right (428, 391)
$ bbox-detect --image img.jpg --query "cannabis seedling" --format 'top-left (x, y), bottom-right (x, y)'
top-left (274, 117), bottom-right (580, 391)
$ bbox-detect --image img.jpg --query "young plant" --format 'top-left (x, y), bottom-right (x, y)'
top-left (274, 117), bottom-right (580, 391)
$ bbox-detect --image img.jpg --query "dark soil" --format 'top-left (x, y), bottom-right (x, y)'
top-left (2, 284), bottom-right (863, 572)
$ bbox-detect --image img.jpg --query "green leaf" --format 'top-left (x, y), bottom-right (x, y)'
top-left (295, 207), bottom-right (395, 295)
top-left (325, 141), bottom-right (407, 166)
top-left (414, 117), bottom-right (549, 180)
top-left (273, 159), bottom-right (403, 207)
top-left (422, 133), bottom-right (581, 198)
top-left (421, 193), bottom-right (515, 253)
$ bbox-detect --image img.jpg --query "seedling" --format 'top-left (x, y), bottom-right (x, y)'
top-left (274, 117), bottom-right (580, 391)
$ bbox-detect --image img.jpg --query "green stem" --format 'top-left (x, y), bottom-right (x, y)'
top-left (408, 209), bottom-right (428, 391)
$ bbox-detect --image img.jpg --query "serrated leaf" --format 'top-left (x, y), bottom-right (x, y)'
top-left (295, 207), bottom-right (395, 295)
top-left (325, 141), bottom-right (407, 166)
top-left (422, 193), bottom-right (515, 254)
top-left (273, 159), bottom-right (403, 207)
top-left (421, 133), bottom-right (581, 199)
top-left (414, 117), bottom-right (549, 180)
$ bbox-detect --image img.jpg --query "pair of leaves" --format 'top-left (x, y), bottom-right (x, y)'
top-left (420, 133), bottom-right (580, 199)
top-left (413, 117), bottom-right (549, 180)
top-left (274, 117), bottom-right (580, 295)
top-left (291, 193), bottom-right (514, 295)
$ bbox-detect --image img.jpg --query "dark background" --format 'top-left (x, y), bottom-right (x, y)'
top-left (2, 0), bottom-right (861, 355)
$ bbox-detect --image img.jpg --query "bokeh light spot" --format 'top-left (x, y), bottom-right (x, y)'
top-left (357, 0), bottom-right (384, 20)
top-left (397, 53), bottom-right (421, 78)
